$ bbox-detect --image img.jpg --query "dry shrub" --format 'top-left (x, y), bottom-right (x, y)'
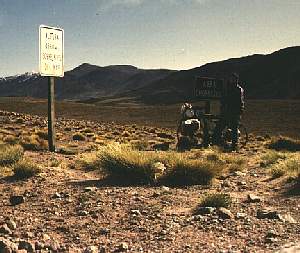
top-left (82, 128), bottom-right (93, 134)
top-left (96, 144), bottom-right (157, 184)
top-left (130, 140), bottom-right (150, 151)
top-left (198, 193), bottom-right (232, 208)
top-left (75, 153), bottom-right (101, 171)
top-left (269, 157), bottom-right (299, 179)
top-left (0, 144), bottom-right (24, 166)
top-left (73, 133), bottom-right (86, 141)
top-left (95, 138), bottom-right (106, 146)
top-left (80, 143), bottom-right (224, 186)
top-left (13, 159), bottom-right (41, 179)
top-left (14, 118), bottom-right (24, 124)
top-left (271, 167), bottom-right (286, 179)
top-left (260, 151), bottom-right (286, 167)
top-left (156, 132), bottom-right (173, 139)
top-left (49, 157), bottom-right (60, 167)
top-left (36, 130), bottom-right (48, 140)
top-left (268, 136), bottom-right (300, 151)
top-left (223, 155), bottom-right (247, 172)
top-left (86, 133), bottom-right (94, 138)
top-left (20, 135), bottom-right (48, 151)
top-left (160, 156), bottom-right (223, 186)
top-left (3, 135), bottom-right (18, 145)
top-left (57, 147), bottom-right (77, 155)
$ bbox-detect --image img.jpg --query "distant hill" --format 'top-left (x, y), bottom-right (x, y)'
top-left (0, 46), bottom-right (299, 104)
top-left (0, 64), bottom-right (175, 100)
top-left (131, 46), bottom-right (300, 104)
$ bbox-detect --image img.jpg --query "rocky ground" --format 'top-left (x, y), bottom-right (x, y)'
top-left (0, 110), bottom-right (299, 253)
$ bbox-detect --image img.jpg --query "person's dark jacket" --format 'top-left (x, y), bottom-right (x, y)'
top-left (222, 84), bottom-right (245, 116)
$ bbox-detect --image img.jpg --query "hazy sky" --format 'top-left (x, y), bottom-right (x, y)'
top-left (0, 0), bottom-right (299, 76)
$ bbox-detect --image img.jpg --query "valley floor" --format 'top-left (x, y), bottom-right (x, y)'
top-left (0, 110), bottom-right (299, 252)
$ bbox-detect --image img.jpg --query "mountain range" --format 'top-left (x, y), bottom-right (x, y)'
top-left (0, 46), bottom-right (299, 104)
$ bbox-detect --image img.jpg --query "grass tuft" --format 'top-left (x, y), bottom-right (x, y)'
top-left (96, 144), bottom-right (156, 184)
top-left (79, 143), bottom-right (224, 186)
top-left (260, 151), bottom-right (286, 167)
top-left (20, 135), bottom-right (48, 151)
top-left (268, 136), bottom-right (300, 151)
top-left (130, 140), bottom-right (150, 151)
top-left (269, 157), bottom-right (299, 179)
top-left (13, 159), bottom-right (41, 179)
top-left (270, 167), bottom-right (285, 178)
top-left (160, 157), bottom-right (223, 186)
top-left (198, 193), bottom-right (232, 208)
top-left (36, 130), bottom-right (48, 140)
top-left (3, 135), bottom-right (18, 145)
top-left (0, 144), bottom-right (24, 166)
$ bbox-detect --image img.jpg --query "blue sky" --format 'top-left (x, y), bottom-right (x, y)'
top-left (0, 0), bottom-right (299, 76)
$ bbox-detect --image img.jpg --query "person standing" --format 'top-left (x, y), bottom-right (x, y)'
top-left (213, 73), bottom-right (245, 150)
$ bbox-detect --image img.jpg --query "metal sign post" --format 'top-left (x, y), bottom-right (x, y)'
top-left (48, 76), bottom-right (56, 152)
top-left (39, 25), bottom-right (64, 152)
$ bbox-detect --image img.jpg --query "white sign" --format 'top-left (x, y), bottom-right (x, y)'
top-left (39, 25), bottom-right (64, 77)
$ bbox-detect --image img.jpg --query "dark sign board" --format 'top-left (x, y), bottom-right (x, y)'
top-left (195, 77), bottom-right (224, 99)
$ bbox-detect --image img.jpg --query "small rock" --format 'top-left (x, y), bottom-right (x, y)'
top-left (35, 241), bottom-right (45, 250)
top-left (266, 229), bottom-right (278, 238)
top-left (233, 171), bottom-right (246, 177)
top-left (237, 181), bottom-right (247, 186)
top-left (84, 246), bottom-right (98, 253)
top-left (218, 207), bottom-right (234, 219)
top-left (99, 246), bottom-right (107, 253)
top-left (222, 181), bottom-right (231, 187)
top-left (99, 228), bottom-right (110, 235)
top-left (5, 219), bottom-right (16, 230)
top-left (130, 209), bottom-right (141, 216)
top-left (42, 233), bottom-right (51, 241)
top-left (218, 175), bottom-right (227, 180)
top-left (0, 238), bottom-right (18, 253)
top-left (45, 241), bottom-right (60, 251)
top-left (257, 208), bottom-right (280, 219)
top-left (247, 193), bottom-right (262, 203)
top-left (236, 212), bottom-right (247, 219)
top-left (0, 224), bottom-right (12, 235)
top-left (192, 215), bottom-right (205, 221)
top-left (9, 195), bottom-right (25, 206)
top-left (24, 232), bottom-right (34, 238)
top-left (197, 207), bottom-right (215, 215)
top-left (18, 240), bottom-right (35, 252)
top-left (117, 242), bottom-right (129, 252)
top-left (265, 237), bottom-right (278, 243)
top-left (278, 214), bottom-right (297, 224)
top-left (156, 132), bottom-right (173, 139)
top-left (152, 192), bottom-right (161, 197)
top-left (84, 187), bottom-right (97, 192)
top-left (52, 192), bottom-right (62, 199)
top-left (152, 162), bottom-right (166, 179)
top-left (161, 186), bottom-right (170, 192)
top-left (78, 210), bottom-right (89, 216)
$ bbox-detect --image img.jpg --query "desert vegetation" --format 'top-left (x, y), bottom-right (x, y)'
top-left (77, 143), bottom-right (224, 186)
top-left (197, 193), bottom-right (232, 208)
top-left (268, 136), bottom-right (300, 151)
top-left (0, 110), bottom-right (299, 252)
top-left (0, 144), bottom-right (23, 166)
top-left (13, 158), bottom-right (41, 179)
